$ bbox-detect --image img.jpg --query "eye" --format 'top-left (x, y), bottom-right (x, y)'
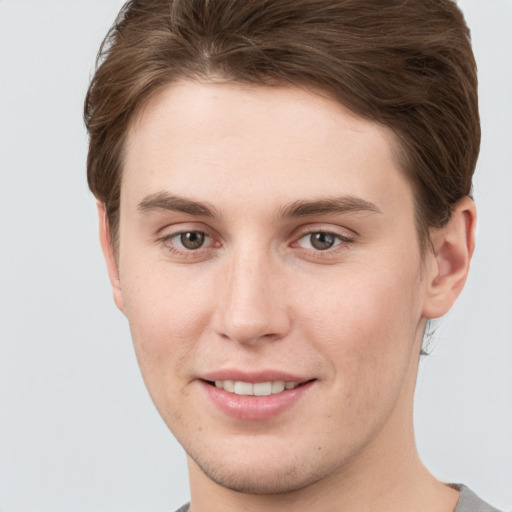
top-left (166, 231), bottom-right (210, 251)
top-left (178, 231), bottom-right (206, 250)
top-left (297, 231), bottom-right (346, 251)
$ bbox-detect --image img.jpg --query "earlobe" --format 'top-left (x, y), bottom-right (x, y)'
top-left (422, 197), bottom-right (477, 319)
top-left (97, 203), bottom-right (125, 313)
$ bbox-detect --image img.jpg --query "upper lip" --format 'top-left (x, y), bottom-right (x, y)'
top-left (201, 370), bottom-right (312, 383)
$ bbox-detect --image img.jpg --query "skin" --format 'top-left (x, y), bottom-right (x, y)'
top-left (99, 81), bottom-right (476, 512)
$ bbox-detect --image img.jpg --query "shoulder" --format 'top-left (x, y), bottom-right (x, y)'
top-left (172, 489), bottom-right (503, 512)
top-left (453, 484), bottom-right (503, 512)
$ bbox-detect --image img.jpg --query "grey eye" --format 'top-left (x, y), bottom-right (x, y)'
top-left (179, 231), bottom-right (206, 250)
top-left (309, 232), bottom-right (337, 250)
top-left (297, 231), bottom-right (343, 251)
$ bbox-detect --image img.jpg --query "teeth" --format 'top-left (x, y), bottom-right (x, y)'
top-left (253, 382), bottom-right (271, 396)
top-left (214, 380), bottom-right (300, 395)
top-left (234, 381), bottom-right (253, 395)
top-left (271, 380), bottom-right (285, 393)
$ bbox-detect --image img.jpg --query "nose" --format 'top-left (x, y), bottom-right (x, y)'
top-left (212, 249), bottom-right (292, 345)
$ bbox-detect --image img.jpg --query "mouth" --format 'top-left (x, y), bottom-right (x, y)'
top-left (204, 379), bottom-right (314, 396)
top-left (201, 376), bottom-right (316, 420)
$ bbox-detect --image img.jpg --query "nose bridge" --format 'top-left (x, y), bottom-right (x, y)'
top-left (214, 243), bottom-right (289, 344)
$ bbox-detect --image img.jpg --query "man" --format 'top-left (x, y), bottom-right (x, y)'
top-left (84, 1), bottom-right (501, 510)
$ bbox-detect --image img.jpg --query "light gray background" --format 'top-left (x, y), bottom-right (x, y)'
top-left (0, 1), bottom-right (511, 511)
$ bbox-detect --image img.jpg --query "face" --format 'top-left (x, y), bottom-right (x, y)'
top-left (112, 81), bottom-right (433, 494)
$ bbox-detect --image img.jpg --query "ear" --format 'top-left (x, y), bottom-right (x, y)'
top-left (422, 196), bottom-right (477, 319)
top-left (97, 203), bottom-right (125, 313)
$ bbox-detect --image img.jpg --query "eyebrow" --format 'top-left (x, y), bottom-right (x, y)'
top-left (137, 191), bottom-right (381, 219)
top-left (137, 192), bottom-right (216, 217)
top-left (278, 196), bottom-right (382, 218)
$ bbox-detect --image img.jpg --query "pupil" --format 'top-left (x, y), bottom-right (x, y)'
top-left (180, 232), bottom-right (205, 250)
top-left (311, 232), bottom-right (335, 250)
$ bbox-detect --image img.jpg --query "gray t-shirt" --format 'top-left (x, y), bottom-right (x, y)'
top-left (452, 485), bottom-right (503, 512)
top-left (173, 484), bottom-right (503, 512)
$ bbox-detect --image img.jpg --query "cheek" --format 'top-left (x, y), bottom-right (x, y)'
top-left (119, 261), bottom-right (216, 381)
top-left (294, 262), bottom-right (424, 385)
top-left (298, 266), bottom-right (422, 341)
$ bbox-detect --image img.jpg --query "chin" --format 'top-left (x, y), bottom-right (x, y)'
top-left (182, 433), bottom-right (348, 496)
top-left (190, 453), bottom-right (324, 495)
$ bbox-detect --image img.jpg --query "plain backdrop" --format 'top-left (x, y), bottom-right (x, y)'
top-left (0, 1), bottom-right (511, 511)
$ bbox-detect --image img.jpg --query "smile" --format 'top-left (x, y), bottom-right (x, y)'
top-left (203, 378), bottom-right (315, 420)
top-left (213, 380), bottom-right (300, 396)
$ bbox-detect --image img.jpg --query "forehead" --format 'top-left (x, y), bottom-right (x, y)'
top-left (122, 80), bottom-right (413, 221)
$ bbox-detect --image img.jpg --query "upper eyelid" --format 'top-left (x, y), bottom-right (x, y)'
top-left (298, 229), bottom-right (353, 240)
top-left (157, 221), bottom-right (217, 237)
top-left (292, 223), bottom-right (357, 240)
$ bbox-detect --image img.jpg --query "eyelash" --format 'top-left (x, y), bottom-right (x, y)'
top-left (289, 231), bottom-right (354, 261)
top-left (158, 230), bottom-right (217, 258)
top-left (295, 230), bottom-right (353, 250)
top-left (157, 228), bottom-right (354, 260)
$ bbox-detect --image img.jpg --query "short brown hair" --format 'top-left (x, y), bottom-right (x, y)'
top-left (84, 0), bottom-right (479, 250)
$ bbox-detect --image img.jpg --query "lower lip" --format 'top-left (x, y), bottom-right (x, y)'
top-left (201, 380), bottom-right (315, 420)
